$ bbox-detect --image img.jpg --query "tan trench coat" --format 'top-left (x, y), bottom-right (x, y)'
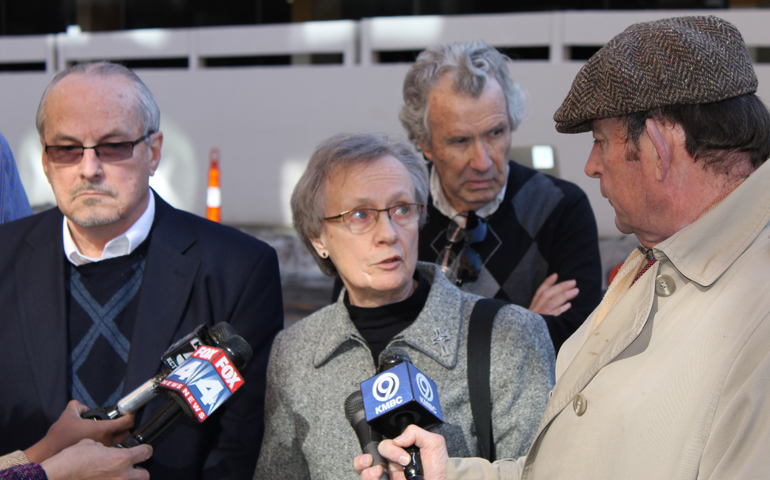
top-left (448, 160), bottom-right (770, 480)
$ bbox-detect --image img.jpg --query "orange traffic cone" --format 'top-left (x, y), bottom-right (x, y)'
top-left (207, 148), bottom-right (221, 222)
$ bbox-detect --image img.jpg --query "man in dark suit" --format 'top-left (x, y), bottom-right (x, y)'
top-left (0, 62), bottom-right (283, 479)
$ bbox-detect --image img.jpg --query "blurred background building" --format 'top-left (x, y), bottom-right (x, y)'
top-left (2, 0), bottom-right (768, 323)
top-left (0, 0), bottom-right (748, 37)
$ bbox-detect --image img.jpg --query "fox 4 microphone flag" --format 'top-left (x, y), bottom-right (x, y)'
top-left (159, 345), bottom-right (245, 422)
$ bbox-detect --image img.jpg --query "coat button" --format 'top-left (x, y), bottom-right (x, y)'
top-left (655, 274), bottom-right (676, 297)
top-left (573, 393), bottom-right (587, 416)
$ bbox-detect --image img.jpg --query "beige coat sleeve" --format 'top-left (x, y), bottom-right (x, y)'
top-left (446, 456), bottom-right (525, 480)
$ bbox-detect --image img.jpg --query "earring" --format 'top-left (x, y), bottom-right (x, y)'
top-left (322, 252), bottom-right (328, 258)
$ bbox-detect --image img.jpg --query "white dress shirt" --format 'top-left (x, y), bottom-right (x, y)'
top-left (429, 165), bottom-right (507, 222)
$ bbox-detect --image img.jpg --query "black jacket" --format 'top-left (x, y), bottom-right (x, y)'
top-left (0, 192), bottom-right (283, 479)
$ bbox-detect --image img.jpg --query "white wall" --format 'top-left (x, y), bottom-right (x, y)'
top-left (3, 10), bottom-right (770, 236)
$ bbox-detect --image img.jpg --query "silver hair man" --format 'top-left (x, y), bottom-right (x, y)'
top-left (399, 40), bottom-right (602, 354)
top-left (0, 59), bottom-right (284, 479)
top-left (399, 40), bottom-right (527, 150)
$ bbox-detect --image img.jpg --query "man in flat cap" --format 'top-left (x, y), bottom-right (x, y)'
top-left (356, 15), bottom-right (770, 479)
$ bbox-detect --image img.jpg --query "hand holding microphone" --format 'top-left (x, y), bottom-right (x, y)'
top-left (82, 322), bottom-right (237, 421)
top-left (355, 425), bottom-right (448, 480)
top-left (24, 400), bottom-right (134, 464)
top-left (358, 348), bottom-right (443, 480)
top-left (118, 333), bottom-right (253, 448)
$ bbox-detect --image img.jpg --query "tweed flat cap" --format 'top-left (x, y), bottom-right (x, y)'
top-left (554, 15), bottom-right (757, 133)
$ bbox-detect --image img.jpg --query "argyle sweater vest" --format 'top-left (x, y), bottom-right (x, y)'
top-left (418, 161), bottom-right (603, 353)
top-left (66, 240), bottom-right (148, 408)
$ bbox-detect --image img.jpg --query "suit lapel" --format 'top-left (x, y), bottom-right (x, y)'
top-left (124, 195), bottom-right (199, 396)
top-left (16, 210), bottom-right (69, 417)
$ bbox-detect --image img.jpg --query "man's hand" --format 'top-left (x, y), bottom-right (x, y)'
top-left (24, 400), bottom-right (134, 463)
top-left (355, 425), bottom-right (448, 480)
top-left (528, 273), bottom-right (578, 316)
top-left (40, 439), bottom-right (152, 480)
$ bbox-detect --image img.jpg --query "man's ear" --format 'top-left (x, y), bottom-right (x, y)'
top-left (40, 138), bottom-right (52, 184)
top-left (645, 118), bottom-right (674, 182)
top-left (418, 139), bottom-right (435, 163)
top-left (148, 131), bottom-right (163, 176)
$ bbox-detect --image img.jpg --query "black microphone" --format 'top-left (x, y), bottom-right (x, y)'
top-left (118, 335), bottom-right (253, 448)
top-left (345, 390), bottom-right (390, 480)
top-left (161, 323), bottom-right (237, 371)
top-left (82, 323), bottom-right (237, 420)
top-left (360, 348), bottom-right (443, 480)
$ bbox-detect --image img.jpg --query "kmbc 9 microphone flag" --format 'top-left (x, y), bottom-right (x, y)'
top-left (360, 361), bottom-right (443, 439)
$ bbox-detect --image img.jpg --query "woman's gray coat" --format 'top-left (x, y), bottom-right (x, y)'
top-left (254, 262), bottom-right (555, 479)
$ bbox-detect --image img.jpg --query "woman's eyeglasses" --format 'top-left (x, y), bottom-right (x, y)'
top-left (324, 203), bottom-right (424, 234)
top-left (437, 211), bottom-right (487, 286)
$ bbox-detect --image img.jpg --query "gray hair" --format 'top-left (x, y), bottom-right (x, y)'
top-left (35, 62), bottom-right (160, 139)
top-left (291, 133), bottom-right (429, 277)
top-left (399, 40), bottom-right (528, 149)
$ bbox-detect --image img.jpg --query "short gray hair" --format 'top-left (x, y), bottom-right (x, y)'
top-left (400, 40), bottom-right (528, 149)
top-left (291, 133), bottom-right (429, 277)
top-left (36, 62), bottom-right (161, 139)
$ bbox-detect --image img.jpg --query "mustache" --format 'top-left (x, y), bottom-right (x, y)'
top-left (69, 182), bottom-right (118, 199)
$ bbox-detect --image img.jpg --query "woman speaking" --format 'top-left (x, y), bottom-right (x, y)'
top-left (255, 133), bottom-right (554, 479)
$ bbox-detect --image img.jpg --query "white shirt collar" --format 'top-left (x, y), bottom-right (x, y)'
top-left (63, 192), bottom-right (156, 266)
top-left (429, 165), bottom-right (507, 220)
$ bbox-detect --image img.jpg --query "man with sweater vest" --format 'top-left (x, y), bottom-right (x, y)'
top-left (0, 62), bottom-right (283, 479)
top-left (401, 41), bottom-right (602, 353)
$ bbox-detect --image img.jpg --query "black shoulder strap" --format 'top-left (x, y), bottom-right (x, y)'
top-left (467, 298), bottom-right (507, 463)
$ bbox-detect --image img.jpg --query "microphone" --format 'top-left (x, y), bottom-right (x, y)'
top-left (360, 348), bottom-right (443, 480)
top-left (82, 323), bottom-right (237, 420)
top-left (345, 390), bottom-right (390, 480)
top-left (161, 322), bottom-right (237, 371)
top-left (119, 335), bottom-right (253, 448)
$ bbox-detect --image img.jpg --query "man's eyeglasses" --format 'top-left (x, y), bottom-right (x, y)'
top-left (437, 211), bottom-right (488, 286)
top-left (44, 133), bottom-right (154, 165)
top-left (324, 203), bottom-right (424, 235)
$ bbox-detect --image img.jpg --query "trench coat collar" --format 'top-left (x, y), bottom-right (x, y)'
top-left (313, 262), bottom-right (463, 370)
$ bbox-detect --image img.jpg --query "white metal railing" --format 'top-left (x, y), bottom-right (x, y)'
top-left (3, 9), bottom-right (770, 73)
top-left (0, 35), bottom-right (56, 72)
top-left (194, 22), bottom-right (358, 67)
top-left (360, 12), bottom-right (556, 65)
top-left (56, 28), bottom-right (192, 71)
top-left (4, 9), bottom-right (770, 236)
